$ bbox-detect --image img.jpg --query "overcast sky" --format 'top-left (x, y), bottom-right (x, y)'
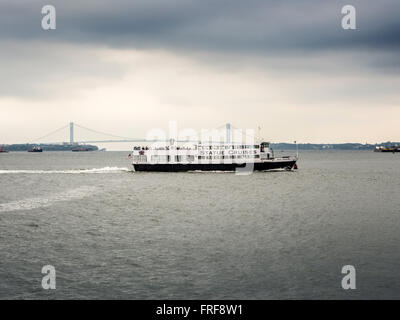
top-left (0, 0), bottom-right (399, 148)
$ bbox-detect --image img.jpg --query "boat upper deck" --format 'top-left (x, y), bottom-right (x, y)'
top-left (130, 142), bottom-right (284, 164)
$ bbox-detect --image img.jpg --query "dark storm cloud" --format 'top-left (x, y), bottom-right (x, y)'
top-left (0, 0), bottom-right (399, 100)
top-left (1, 1), bottom-right (399, 142)
top-left (0, 0), bottom-right (399, 53)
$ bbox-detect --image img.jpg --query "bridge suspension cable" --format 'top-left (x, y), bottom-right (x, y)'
top-left (31, 124), bottom-right (69, 143)
top-left (73, 123), bottom-right (136, 141)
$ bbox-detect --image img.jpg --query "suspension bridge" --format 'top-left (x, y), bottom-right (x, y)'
top-left (31, 122), bottom-right (256, 145)
top-left (32, 122), bottom-right (154, 145)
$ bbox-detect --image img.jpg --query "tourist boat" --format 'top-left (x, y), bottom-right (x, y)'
top-left (0, 146), bottom-right (8, 153)
top-left (131, 141), bottom-right (298, 172)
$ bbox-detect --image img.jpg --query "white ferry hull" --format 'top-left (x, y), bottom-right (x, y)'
top-left (133, 158), bottom-right (296, 172)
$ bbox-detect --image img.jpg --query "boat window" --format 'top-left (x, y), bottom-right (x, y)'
top-left (186, 155), bottom-right (195, 162)
top-left (133, 155), bottom-right (147, 162)
top-left (260, 142), bottom-right (270, 152)
top-left (175, 156), bottom-right (182, 162)
top-left (151, 155), bottom-right (169, 163)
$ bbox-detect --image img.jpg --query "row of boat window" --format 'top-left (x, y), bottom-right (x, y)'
top-left (133, 154), bottom-right (260, 162)
top-left (133, 145), bottom-right (261, 151)
top-left (131, 155), bottom-right (193, 162)
top-left (198, 145), bottom-right (260, 150)
top-left (152, 147), bottom-right (193, 150)
top-left (198, 155), bottom-right (260, 159)
top-left (152, 155), bottom-right (195, 162)
top-left (133, 146), bottom-right (194, 150)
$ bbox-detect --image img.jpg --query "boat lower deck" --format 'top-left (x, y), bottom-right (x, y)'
top-left (133, 159), bottom-right (296, 172)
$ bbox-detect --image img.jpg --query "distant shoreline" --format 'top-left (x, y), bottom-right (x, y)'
top-left (271, 142), bottom-right (400, 151)
top-left (0, 143), bottom-right (99, 152)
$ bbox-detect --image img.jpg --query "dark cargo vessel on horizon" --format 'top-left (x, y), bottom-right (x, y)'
top-left (28, 146), bottom-right (43, 152)
top-left (72, 147), bottom-right (94, 152)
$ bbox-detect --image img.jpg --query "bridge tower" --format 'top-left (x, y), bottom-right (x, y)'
top-left (70, 122), bottom-right (74, 144)
top-left (226, 123), bottom-right (231, 143)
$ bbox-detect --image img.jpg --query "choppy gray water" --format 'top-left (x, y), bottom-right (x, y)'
top-left (1, 150), bottom-right (400, 299)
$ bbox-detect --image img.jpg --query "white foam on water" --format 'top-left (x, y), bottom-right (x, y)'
top-left (0, 167), bottom-right (132, 174)
top-left (0, 186), bottom-right (98, 213)
top-left (188, 170), bottom-right (233, 173)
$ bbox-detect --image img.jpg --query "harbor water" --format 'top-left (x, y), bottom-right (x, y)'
top-left (1, 150), bottom-right (400, 299)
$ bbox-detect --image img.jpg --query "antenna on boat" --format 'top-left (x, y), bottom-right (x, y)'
top-left (295, 140), bottom-right (299, 158)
